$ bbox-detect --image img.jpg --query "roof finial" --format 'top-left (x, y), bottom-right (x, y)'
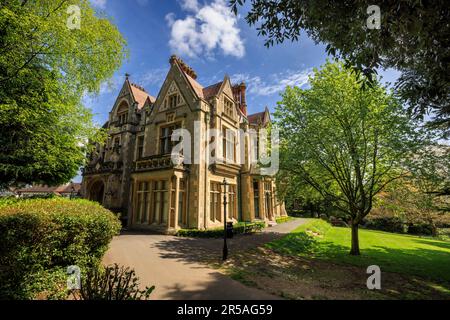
top-left (125, 73), bottom-right (130, 80)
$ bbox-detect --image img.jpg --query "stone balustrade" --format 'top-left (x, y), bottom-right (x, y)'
top-left (134, 154), bottom-right (185, 172)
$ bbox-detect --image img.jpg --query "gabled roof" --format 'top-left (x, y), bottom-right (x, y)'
top-left (183, 76), bottom-right (226, 101)
top-left (203, 81), bottom-right (223, 100)
top-left (184, 73), bottom-right (205, 99)
top-left (129, 83), bottom-right (156, 108)
top-left (248, 107), bottom-right (271, 126)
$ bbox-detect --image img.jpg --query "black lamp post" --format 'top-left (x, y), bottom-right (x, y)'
top-left (220, 178), bottom-right (228, 261)
top-left (70, 184), bottom-right (75, 200)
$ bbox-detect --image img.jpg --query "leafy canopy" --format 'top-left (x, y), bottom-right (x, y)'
top-left (0, 0), bottom-right (127, 187)
top-left (275, 61), bottom-right (429, 224)
top-left (231, 0), bottom-right (450, 136)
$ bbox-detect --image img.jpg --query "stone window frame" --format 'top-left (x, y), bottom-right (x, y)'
top-left (152, 180), bottom-right (169, 225)
top-left (223, 96), bottom-right (234, 119)
top-left (159, 122), bottom-right (181, 155)
top-left (253, 180), bottom-right (260, 219)
top-left (116, 101), bottom-right (129, 125)
top-left (210, 181), bottom-right (222, 222)
top-left (136, 135), bottom-right (145, 160)
top-left (222, 126), bottom-right (236, 163)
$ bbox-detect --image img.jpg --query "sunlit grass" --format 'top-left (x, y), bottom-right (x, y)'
top-left (267, 219), bottom-right (450, 282)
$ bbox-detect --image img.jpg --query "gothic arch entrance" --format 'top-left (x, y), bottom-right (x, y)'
top-left (89, 180), bottom-right (105, 205)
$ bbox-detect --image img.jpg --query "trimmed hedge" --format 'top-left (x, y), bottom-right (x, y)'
top-left (363, 216), bottom-right (408, 234)
top-left (0, 198), bottom-right (121, 299)
top-left (275, 216), bottom-right (293, 224)
top-left (176, 221), bottom-right (266, 238)
top-left (362, 214), bottom-right (441, 236)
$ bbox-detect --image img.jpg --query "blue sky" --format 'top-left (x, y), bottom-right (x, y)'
top-left (85, 0), bottom-right (400, 126)
top-left (76, 0), bottom-right (402, 182)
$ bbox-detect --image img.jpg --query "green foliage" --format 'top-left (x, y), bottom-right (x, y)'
top-left (275, 216), bottom-right (292, 224)
top-left (176, 221), bottom-right (266, 238)
top-left (0, 0), bottom-right (126, 187)
top-left (268, 219), bottom-right (450, 283)
top-left (409, 145), bottom-right (450, 197)
top-left (74, 264), bottom-right (155, 300)
top-left (275, 61), bottom-right (430, 254)
top-left (230, 0), bottom-right (450, 135)
top-left (363, 216), bottom-right (409, 234)
top-left (0, 198), bottom-right (121, 299)
top-left (364, 179), bottom-right (450, 235)
top-left (0, 196), bottom-right (21, 208)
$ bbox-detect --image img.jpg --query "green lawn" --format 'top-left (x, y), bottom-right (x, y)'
top-left (267, 219), bottom-right (450, 283)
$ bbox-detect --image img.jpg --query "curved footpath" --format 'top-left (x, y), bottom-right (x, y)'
top-left (103, 218), bottom-right (307, 300)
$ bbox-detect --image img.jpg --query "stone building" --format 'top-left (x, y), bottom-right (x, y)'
top-left (81, 56), bottom-right (287, 232)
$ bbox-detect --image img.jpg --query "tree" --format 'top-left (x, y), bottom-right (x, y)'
top-left (0, 0), bottom-right (127, 187)
top-left (409, 145), bottom-right (450, 198)
top-left (274, 61), bottom-right (429, 255)
top-left (230, 0), bottom-right (450, 136)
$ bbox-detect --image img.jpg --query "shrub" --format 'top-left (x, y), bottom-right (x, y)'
top-left (0, 198), bottom-right (121, 299)
top-left (0, 196), bottom-right (21, 208)
top-left (363, 215), bottom-right (408, 234)
top-left (275, 216), bottom-right (293, 224)
top-left (73, 264), bottom-right (155, 300)
top-left (176, 221), bottom-right (266, 238)
top-left (363, 205), bottom-right (444, 236)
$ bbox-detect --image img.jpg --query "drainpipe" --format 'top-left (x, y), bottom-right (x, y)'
top-left (204, 108), bottom-right (210, 230)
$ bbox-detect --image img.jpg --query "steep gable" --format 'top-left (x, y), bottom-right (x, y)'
top-left (248, 106), bottom-right (271, 127)
top-left (111, 77), bottom-right (154, 116)
top-left (203, 81), bottom-right (223, 100)
top-left (150, 60), bottom-right (199, 117)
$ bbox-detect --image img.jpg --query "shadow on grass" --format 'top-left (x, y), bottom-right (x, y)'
top-left (267, 232), bottom-right (450, 284)
top-left (412, 238), bottom-right (450, 250)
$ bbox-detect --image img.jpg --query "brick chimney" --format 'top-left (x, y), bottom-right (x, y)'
top-left (233, 82), bottom-right (247, 116)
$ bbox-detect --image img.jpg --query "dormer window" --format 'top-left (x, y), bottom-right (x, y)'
top-left (224, 98), bottom-right (234, 118)
top-left (118, 113), bottom-right (128, 125)
top-left (117, 101), bottom-right (129, 125)
top-left (169, 94), bottom-right (179, 108)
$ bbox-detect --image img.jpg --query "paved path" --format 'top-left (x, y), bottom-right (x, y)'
top-left (103, 218), bottom-right (307, 300)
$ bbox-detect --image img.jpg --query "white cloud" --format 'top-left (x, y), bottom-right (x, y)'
top-left (167, 0), bottom-right (245, 58)
top-left (231, 68), bottom-right (313, 96)
top-left (179, 0), bottom-right (200, 11)
top-left (165, 13), bottom-right (176, 26)
top-left (90, 0), bottom-right (107, 9)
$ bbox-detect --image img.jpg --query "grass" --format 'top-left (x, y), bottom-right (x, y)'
top-left (267, 219), bottom-right (450, 283)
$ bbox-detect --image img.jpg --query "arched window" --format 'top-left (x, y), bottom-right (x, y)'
top-left (117, 101), bottom-right (129, 125)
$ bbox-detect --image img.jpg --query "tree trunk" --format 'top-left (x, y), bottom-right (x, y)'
top-left (350, 222), bottom-right (360, 255)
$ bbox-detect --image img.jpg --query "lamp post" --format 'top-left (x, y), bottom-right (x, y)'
top-left (70, 184), bottom-right (75, 200)
top-left (220, 178), bottom-right (228, 261)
